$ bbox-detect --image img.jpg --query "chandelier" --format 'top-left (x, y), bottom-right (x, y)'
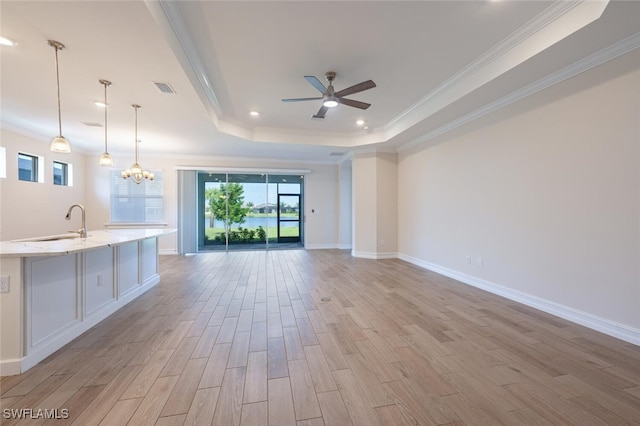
top-left (48, 40), bottom-right (71, 153)
top-left (98, 79), bottom-right (114, 166)
top-left (121, 104), bottom-right (154, 183)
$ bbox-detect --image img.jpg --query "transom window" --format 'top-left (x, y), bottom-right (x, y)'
top-left (18, 152), bottom-right (40, 182)
top-left (53, 161), bottom-right (70, 186)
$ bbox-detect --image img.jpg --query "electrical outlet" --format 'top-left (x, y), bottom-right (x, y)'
top-left (477, 257), bottom-right (483, 268)
top-left (465, 255), bottom-right (471, 264)
top-left (97, 273), bottom-right (103, 287)
top-left (0, 275), bottom-right (10, 293)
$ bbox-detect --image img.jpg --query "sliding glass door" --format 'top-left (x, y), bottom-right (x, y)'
top-left (198, 172), bottom-right (303, 251)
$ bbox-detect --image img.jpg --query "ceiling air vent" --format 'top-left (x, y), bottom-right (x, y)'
top-left (152, 81), bottom-right (176, 94)
top-left (83, 122), bottom-right (102, 127)
top-left (329, 152), bottom-right (346, 157)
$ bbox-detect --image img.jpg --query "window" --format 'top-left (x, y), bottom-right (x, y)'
top-left (18, 153), bottom-right (39, 182)
top-left (53, 161), bottom-right (69, 186)
top-left (110, 170), bottom-right (164, 224)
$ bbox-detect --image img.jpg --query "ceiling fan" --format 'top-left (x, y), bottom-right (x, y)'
top-left (282, 71), bottom-right (376, 119)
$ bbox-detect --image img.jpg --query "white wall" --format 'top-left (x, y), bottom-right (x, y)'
top-left (352, 153), bottom-right (378, 256)
top-left (397, 51), bottom-right (640, 339)
top-left (376, 153), bottom-right (397, 256)
top-left (352, 152), bottom-right (398, 258)
top-left (303, 163), bottom-right (340, 249)
top-left (0, 129), bottom-right (86, 241)
top-left (338, 159), bottom-right (352, 249)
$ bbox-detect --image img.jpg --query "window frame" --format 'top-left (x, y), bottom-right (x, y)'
top-left (18, 152), bottom-right (40, 183)
top-left (53, 160), bottom-right (69, 186)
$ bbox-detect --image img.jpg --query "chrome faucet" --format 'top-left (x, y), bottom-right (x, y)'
top-left (65, 204), bottom-right (87, 238)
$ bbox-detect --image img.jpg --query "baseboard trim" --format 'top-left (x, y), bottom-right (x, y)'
top-left (0, 359), bottom-right (22, 376)
top-left (159, 249), bottom-right (178, 255)
top-left (305, 244), bottom-right (340, 250)
top-left (397, 253), bottom-right (640, 347)
top-left (352, 250), bottom-right (398, 260)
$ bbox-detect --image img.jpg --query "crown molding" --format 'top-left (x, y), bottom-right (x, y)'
top-left (398, 32), bottom-right (640, 154)
top-left (384, 0), bottom-right (608, 141)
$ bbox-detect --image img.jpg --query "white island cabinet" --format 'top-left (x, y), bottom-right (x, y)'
top-left (0, 229), bottom-right (175, 376)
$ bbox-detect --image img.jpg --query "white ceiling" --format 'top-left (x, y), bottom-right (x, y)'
top-left (1, 1), bottom-right (639, 163)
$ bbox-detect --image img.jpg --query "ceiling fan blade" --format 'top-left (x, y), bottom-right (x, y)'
top-left (334, 80), bottom-right (376, 98)
top-left (282, 97), bottom-right (323, 102)
top-left (312, 105), bottom-right (329, 119)
top-left (338, 98), bottom-right (371, 110)
top-left (304, 75), bottom-right (328, 94)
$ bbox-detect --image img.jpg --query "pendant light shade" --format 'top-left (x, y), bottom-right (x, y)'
top-left (48, 40), bottom-right (71, 153)
top-left (51, 136), bottom-right (71, 153)
top-left (98, 79), bottom-right (113, 166)
top-left (99, 152), bottom-right (113, 166)
top-left (121, 104), bottom-right (154, 184)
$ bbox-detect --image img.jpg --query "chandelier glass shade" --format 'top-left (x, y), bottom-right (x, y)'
top-left (121, 104), bottom-right (154, 184)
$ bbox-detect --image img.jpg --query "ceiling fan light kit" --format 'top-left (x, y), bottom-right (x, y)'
top-left (323, 98), bottom-right (338, 108)
top-left (282, 71), bottom-right (376, 119)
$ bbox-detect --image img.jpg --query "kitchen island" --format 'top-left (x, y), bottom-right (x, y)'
top-left (0, 228), bottom-right (176, 376)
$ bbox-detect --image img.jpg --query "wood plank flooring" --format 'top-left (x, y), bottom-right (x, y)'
top-left (2, 249), bottom-right (640, 425)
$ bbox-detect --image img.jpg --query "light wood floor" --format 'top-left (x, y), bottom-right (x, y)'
top-left (2, 250), bottom-right (640, 425)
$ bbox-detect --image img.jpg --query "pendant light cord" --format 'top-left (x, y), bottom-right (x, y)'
top-left (54, 45), bottom-right (62, 136)
top-left (134, 105), bottom-right (139, 163)
top-left (104, 83), bottom-right (108, 151)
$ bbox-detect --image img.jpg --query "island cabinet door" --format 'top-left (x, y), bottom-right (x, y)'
top-left (25, 254), bottom-right (79, 352)
top-left (141, 238), bottom-right (158, 286)
top-left (84, 247), bottom-right (115, 317)
top-left (117, 241), bottom-right (140, 297)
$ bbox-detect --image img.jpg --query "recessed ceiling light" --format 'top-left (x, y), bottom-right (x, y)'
top-left (356, 120), bottom-right (365, 126)
top-left (0, 36), bottom-right (17, 46)
top-left (94, 101), bottom-right (107, 108)
top-left (250, 111), bottom-right (260, 117)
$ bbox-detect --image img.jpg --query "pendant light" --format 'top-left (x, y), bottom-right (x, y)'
top-left (121, 104), bottom-right (154, 184)
top-left (48, 40), bottom-right (71, 153)
top-left (98, 79), bottom-right (114, 166)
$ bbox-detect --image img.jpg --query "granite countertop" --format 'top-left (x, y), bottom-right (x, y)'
top-left (0, 229), bottom-right (176, 258)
